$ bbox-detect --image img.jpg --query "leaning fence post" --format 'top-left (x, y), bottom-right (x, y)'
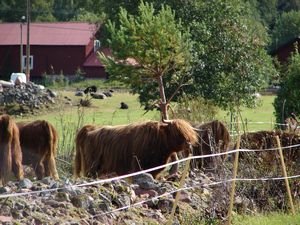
top-left (167, 154), bottom-right (192, 225)
top-left (275, 135), bottom-right (296, 215)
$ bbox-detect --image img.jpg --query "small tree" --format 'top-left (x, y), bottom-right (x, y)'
top-left (274, 50), bottom-right (300, 124)
top-left (98, 1), bottom-right (192, 120)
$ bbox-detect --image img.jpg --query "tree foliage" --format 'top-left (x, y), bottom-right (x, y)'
top-left (98, 2), bottom-right (192, 118)
top-left (274, 50), bottom-right (300, 123)
top-left (179, 0), bottom-right (275, 111)
top-left (271, 10), bottom-right (300, 51)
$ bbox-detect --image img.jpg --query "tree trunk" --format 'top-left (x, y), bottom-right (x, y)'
top-left (157, 75), bottom-right (169, 120)
top-left (157, 75), bottom-right (178, 175)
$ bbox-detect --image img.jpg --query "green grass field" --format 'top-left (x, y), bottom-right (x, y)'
top-left (217, 95), bottom-right (276, 132)
top-left (233, 211), bottom-right (300, 225)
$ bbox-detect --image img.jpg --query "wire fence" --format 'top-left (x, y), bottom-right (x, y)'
top-left (1, 144), bottom-right (299, 200)
top-left (1, 121), bottom-right (300, 224)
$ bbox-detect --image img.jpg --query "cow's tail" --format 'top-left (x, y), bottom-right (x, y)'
top-left (74, 125), bottom-right (94, 178)
top-left (43, 121), bottom-right (59, 180)
top-left (0, 115), bottom-right (13, 184)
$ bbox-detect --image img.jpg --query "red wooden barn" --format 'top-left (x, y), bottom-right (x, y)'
top-left (0, 22), bottom-right (108, 80)
top-left (271, 36), bottom-right (300, 64)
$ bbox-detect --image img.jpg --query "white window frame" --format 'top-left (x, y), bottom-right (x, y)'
top-left (94, 40), bottom-right (101, 52)
top-left (22, 55), bottom-right (33, 70)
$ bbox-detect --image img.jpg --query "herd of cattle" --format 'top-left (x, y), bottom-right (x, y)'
top-left (0, 114), bottom-right (299, 186)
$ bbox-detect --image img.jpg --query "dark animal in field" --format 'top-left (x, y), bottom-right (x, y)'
top-left (0, 115), bottom-right (24, 185)
top-left (74, 119), bottom-right (198, 178)
top-left (120, 102), bottom-right (129, 109)
top-left (17, 120), bottom-right (59, 180)
top-left (83, 85), bottom-right (97, 94)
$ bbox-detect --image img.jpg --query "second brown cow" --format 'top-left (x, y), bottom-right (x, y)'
top-left (17, 120), bottom-right (59, 180)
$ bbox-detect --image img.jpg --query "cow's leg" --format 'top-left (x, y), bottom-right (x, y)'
top-left (169, 153), bottom-right (179, 175)
top-left (33, 155), bottom-right (46, 180)
top-left (11, 142), bottom-right (24, 180)
top-left (12, 156), bottom-right (24, 180)
top-left (48, 155), bottom-right (59, 180)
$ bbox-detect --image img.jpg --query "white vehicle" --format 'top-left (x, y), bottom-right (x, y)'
top-left (10, 72), bottom-right (27, 84)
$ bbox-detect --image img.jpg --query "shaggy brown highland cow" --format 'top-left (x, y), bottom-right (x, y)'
top-left (74, 119), bottom-right (198, 178)
top-left (17, 120), bottom-right (59, 180)
top-left (0, 115), bottom-right (24, 185)
top-left (170, 120), bottom-right (230, 171)
top-left (239, 130), bottom-right (300, 166)
top-left (191, 120), bottom-right (230, 169)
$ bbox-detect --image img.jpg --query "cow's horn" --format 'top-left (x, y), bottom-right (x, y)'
top-left (162, 119), bottom-right (172, 124)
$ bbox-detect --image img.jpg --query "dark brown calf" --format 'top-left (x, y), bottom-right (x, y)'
top-left (17, 120), bottom-right (59, 180)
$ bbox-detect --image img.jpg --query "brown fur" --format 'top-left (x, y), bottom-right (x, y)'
top-left (191, 120), bottom-right (230, 169)
top-left (74, 119), bottom-right (198, 178)
top-left (0, 115), bottom-right (24, 185)
top-left (239, 130), bottom-right (300, 166)
top-left (285, 117), bottom-right (300, 134)
top-left (17, 120), bottom-right (59, 180)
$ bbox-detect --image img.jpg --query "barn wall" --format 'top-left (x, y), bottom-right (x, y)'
top-left (83, 66), bottom-right (107, 78)
top-left (0, 45), bottom-right (21, 80)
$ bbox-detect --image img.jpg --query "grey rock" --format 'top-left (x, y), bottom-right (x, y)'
top-left (19, 178), bottom-right (33, 189)
top-left (103, 91), bottom-right (112, 97)
top-left (75, 91), bottom-right (84, 96)
top-left (0, 186), bottom-right (11, 194)
top-left (157, 199), bottom-right (176, 214)
top-left (47, 89), bottom-right (57, 98)
top-left (112, 194), bottom-right (131, 208)
top-left (91, 92), bottom-right (106, 99)
top-left (71, 194), bottom-right (94, 209)
top-left (132, 173), bottom-right (158, 190)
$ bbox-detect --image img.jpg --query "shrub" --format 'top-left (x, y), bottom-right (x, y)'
top-left (173, 96), bottom-right (219, 123)
top-left (274, 51), bottom-right (300, 124)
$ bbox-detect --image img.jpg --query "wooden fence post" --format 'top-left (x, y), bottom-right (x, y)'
top-left (227, 134), bottom-right (241, 225)
top-left (167, 154), bottom-right (192, 225)
top-left (275, 135), bottom-right (296, 215)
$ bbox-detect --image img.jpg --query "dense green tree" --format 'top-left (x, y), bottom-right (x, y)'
top-left (278, 0), bottom-right (300, 12)
top-left (185, 0), bottom-right (276, 111)
top-left (0, 0), bottom-right (28, 22)
top-left (252, 0), bottom-right (278, 29)
top-left (32, 0), bottom-right (55, 22)
top-left (98, 2), bottom-right (192, 119)
top-left (0, 0), bottom-right (55, 22)
top-left (271, 10), bottom-right (300, 51)
top-left (274, 50), bottom-right (300, 124)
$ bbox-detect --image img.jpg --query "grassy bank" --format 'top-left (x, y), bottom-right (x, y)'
top-left (233, 211), bottom-right (300, 225)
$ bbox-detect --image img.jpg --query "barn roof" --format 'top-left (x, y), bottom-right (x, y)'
top-left (0, 22), bottom-right (98, 46)
top-left (83, 48), bottom-right (111, 67)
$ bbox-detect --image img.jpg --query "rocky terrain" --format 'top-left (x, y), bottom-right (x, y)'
top-left (0, 170), bottom-right (224, 225)
top-left (0, 82), bottom-right (72, 116)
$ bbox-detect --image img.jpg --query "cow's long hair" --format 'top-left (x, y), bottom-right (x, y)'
top-left (17, 120), bottom-right (59, 180)
top-left (0, 115), bottom-right (23, 185)
top-left (191, 120), bottom-right (230, 169)
top-left (74, 119), bottom-right (198, 178)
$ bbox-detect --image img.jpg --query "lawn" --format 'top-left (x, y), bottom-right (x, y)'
top-left (217, 95), bottom-right (276, 131)
top-left (233, 211), bottom-right (300, 225)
